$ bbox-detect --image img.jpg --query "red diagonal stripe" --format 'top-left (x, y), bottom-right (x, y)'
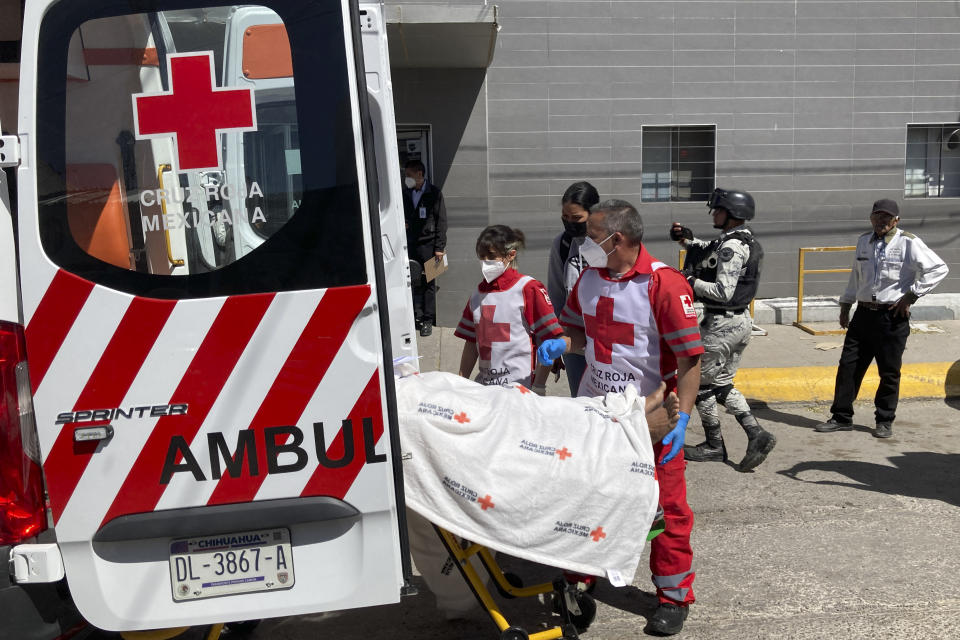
top-left (299, 371), bottom-right (383, 500)
top-left (44, 297), bottom-right (176, 523)
top-left (206, 285), bottom-right (371, 506)
top-left (100, 294), bottom-right (275, 527)
top-left (25, 270), bottom-right (95, 391)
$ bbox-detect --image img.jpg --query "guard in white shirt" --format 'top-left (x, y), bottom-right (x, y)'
top-left (816, 199), bottom-right (949, 438)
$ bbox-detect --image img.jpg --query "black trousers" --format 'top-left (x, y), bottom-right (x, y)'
top-left (410, 244), bottom-right (437, 326)
top-left (830, 306), bottom-right (910, 424)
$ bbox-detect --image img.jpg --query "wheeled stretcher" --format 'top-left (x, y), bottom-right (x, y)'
top-left (431, 517), bottom-right (665, 640)
top-left (396, 371), bottom-right (669, 639)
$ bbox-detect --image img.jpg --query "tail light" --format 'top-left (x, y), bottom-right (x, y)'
top-left (0, 320), bottom-right (46, 544)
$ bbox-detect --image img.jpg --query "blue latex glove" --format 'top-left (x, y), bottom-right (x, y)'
top-left (537, 338), bottom-right (568, 366)
top-left (660, 411), bottom-right (690, 464)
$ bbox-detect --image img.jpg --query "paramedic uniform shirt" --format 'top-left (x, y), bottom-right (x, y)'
top-left (840, 227), bottom-right (948, 306)
top-left (560, 246), bottom-right (704, 397)
top-left (454, 269), bottom-right (563, 387)
top-left (561, 245), bottom-right (702, 608)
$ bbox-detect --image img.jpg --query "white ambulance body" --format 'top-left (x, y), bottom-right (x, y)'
top-left (0, 0), bottom-right (416, 633)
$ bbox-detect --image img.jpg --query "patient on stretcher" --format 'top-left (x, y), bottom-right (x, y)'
top-left (396, 371), bottom-right (677, 618)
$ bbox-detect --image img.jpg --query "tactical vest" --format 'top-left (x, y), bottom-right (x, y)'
top-left (694, 229), bottom-right (763, 310)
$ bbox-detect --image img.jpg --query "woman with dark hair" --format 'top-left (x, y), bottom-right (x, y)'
top-left (454, 225), bottom-right (562, 394)
top-left (547, 181), bottom-right (600, 395)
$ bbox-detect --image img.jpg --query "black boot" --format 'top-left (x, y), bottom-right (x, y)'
top-left (683, 421), bottom-right (726, 462)
top-left (737, 412), bottom-right (776, 471)
top-left (645, 602), bottom-right (689, 636)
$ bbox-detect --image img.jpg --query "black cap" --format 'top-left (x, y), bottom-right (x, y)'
top-left (871, 199), bottom-right (899, 217)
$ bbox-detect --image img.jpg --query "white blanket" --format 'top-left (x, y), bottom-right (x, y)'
top-left (397, 371), bottom-right (660, 585)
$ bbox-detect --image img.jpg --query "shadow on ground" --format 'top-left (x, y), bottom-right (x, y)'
top-left (779, 452), bottom-right (960, 507)
top-left (750, 400), bottom-right (875, 434)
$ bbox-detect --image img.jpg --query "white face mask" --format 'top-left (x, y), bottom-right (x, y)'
top-left (404, 176), bottom-right (417, 189)
top-left (481, 259), bottom-right (508, 283)
top-left (580, 234), bottom-right (615, 268)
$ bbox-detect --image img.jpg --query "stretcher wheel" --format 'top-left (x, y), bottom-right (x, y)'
top-left (561, 623), bottom-right (580, 640)
top-left (569, 593), bottom-right (596, 631)
top-left (499, 626), bottom-right (529, 640)
top-left (224, 621), bottom-right (260, 634)
top-left (494, 572), bottom-right (524, 599)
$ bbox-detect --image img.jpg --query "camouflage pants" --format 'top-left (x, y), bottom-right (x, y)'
top-left (695, 311), bottom-right (752, 425)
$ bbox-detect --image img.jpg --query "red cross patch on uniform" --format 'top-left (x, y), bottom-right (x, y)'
top-left (679, 294), bottom-right (696, 319)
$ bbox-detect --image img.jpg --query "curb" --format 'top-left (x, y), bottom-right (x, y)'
top-left (736, 361), bottom-right (959, 403)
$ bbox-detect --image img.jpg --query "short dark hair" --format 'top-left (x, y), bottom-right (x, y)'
top-left (590, 199), bottom-right (644, 244)
top-left (404, 159), bottom-right (426, 175)
top-left (561, 181), bottom-right (600, 211)
top-left (476, 225), bottom-right (526, 259)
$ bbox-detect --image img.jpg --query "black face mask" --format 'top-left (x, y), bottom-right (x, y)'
top-left (563, 220), bottom-right (587, 237)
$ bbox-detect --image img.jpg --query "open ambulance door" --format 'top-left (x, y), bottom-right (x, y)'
top-left (17, 0), bottom-right (410, 630)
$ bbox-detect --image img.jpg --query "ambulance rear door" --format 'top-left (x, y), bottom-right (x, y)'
top-left (17, 0), bottom-right (408, 630)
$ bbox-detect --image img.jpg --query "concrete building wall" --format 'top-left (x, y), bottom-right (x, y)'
top-left (388, 0), bottom-right (960, 327)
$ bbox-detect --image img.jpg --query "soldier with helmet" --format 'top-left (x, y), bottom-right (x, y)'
top-left (669, 188), bottom-right (776, 471)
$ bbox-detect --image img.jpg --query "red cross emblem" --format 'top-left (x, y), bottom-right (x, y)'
top-left (583, 296), bottom-right (634, 364)
top-left (477, 494), bottom-right (495, 510)
top-left (476, 304), bottom-right (512, 361)
top-left (555, 447), bottom-right (572, 461)
top-left (453, 412), bottom-right (470, 424)
top-left (516, 385), bottom-right (531, 394)
top-left (133, 52), bottom-right (257, 171)
top-left (590, 526), bottom-right (606, 542)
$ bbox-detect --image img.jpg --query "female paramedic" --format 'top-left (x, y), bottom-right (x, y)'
top-left (547, 181), bottom-right (599, 395)
top-left (455, 225), bottom-right (563, 394)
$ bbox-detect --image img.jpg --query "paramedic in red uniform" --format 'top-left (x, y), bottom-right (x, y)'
top-left (455, 225), bottom-right (562, 393)
top-left (537, 199), bottom-right (702, 636)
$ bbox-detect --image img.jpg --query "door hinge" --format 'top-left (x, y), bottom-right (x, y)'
top-left (0, 135), bottom-right (20, 168)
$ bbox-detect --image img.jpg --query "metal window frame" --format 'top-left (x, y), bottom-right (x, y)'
top-left (903, 121), bottom-right (960, 200)
top-left (640, 123), bottom-right (717, 203)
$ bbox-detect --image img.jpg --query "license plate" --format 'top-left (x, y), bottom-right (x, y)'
top-left (169, 528), bottom-right (294, 601)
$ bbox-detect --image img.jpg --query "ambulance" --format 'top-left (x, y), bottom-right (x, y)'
top-left (0, 0), bottom-right (417, 636)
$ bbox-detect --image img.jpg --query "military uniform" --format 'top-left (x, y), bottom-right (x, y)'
top-left (677, 188), bottom-right (776, 471)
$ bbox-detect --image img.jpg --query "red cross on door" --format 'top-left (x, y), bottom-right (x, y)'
top-left (476, 304), bottom-right (512, 362)
top-left (133, 52), bottom-right (257, 171)
top-left (583, 296), bottom-right (634, 364)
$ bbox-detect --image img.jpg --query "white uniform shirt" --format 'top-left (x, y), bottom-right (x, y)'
top-left (840, 227), bottom-right (948, 305)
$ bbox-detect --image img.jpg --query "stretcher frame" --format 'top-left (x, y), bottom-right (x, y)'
top-left (432, 525), bottom-right (580, 640)
top-left (432, 514), bottom-right (666, 640)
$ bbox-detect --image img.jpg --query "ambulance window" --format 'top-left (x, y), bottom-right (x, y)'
top-left (34, 0), bottom-right (368, 298)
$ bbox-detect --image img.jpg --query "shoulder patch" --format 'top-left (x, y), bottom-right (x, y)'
top-left (539, 286), bottom-right (552, 306)
top-left (719, 246), bottom-right (735, 261)
top-left (900, 230), bottom-right (916, 239)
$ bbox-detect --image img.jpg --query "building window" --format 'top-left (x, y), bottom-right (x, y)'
top-left (641, 125), bottom-right (715, 202)
top-left (905, 123), bottom-right (960, 198)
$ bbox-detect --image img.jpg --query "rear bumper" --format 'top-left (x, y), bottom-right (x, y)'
top-left (0, 545), bottom-right (89, 640)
